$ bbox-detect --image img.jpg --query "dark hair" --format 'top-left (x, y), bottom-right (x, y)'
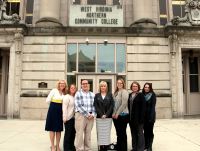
top-left (142, 82), bottom-right (154, 93)
top-left (68, 84), bottom-right (77, 96)
top-left (130, 81), bottom-right (140, 92)
top-left (81, 79), bottom-right (88, 84)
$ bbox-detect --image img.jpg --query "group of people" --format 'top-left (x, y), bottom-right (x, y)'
top-left (45, 78), bottom-right (156, 151)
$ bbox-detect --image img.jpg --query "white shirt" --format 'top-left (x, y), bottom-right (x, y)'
top-left (46, 88), bottom-right (64, 103)
top-left (62, 94), bottom-right (75, 122)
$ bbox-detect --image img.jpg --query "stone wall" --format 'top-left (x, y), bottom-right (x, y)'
top-left (20, 36), bottom-right (66, 119)
top-left (127, 37), bottom-right (172, 118)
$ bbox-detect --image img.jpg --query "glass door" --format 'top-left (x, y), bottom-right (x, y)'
top-left (77, 75), bottom-right (115, 94)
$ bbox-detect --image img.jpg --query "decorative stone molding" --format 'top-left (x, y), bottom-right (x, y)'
top-left (169, 33), bottom-right (178, 57)
top-left (171, 0), bottom-right (200, 26)
top-left (130, 18), bottom-right (157, 27)
top-left (0, 0), bottom-right (20, 24)
top-left (14, 32), bottom-right (23, 54)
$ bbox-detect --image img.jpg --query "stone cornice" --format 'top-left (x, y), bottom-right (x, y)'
top-left (1, 24), bottom-right (200, 37)
top-left (0, 24), bottom-right (27, 35)
top-left (25, 26), bottom-right (165, 37)
top-left (165, 25), bottom-right (200, 37)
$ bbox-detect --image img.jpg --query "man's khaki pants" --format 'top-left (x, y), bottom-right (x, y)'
top-left (75, 112), bottom-right (94, 151)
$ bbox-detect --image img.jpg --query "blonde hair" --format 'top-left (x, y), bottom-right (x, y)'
top-left (114, 78), bottom-right (126, 95)
top-left (99, 81), bottom-right (108, 93)
top-left (56, 80), bottom-right (68, 95)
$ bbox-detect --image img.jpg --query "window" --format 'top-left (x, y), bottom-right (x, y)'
top-left (67, 43), bottom-right (126, 73)
top-left (73, 0), bottom-right (80, 4)
top-left (87, 0), bottom-right (106, 5)
top-left (97, 44), bottom-right (115, 72)
top-left (189, 57), bottom-right (199, 92)
top-left (78, 44), bottom-right (96, 72)
top-left (6, 1), bottom-right (20, 15)
top-left (113, 0), bottom-right (120, 5)
top-left (67, 75), bottom-right (76, 86)
top-left (116, 44), bottom-right (126, 73)
top-left (182, 57), bottom-right (185, 93)
top-left (159, 0), bottom-right (168, 25)
top-left (25, 0), bottom-right (34, 24)
top-left (172, 0), bottom-right (185, 17)
top-left (67, 44), bottom-right (77, 72)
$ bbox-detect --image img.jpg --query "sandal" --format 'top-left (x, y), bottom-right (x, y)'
top-left (56, 146), bottom-right (61, 151)
top-left (50, 146), bottom-right (56, 151)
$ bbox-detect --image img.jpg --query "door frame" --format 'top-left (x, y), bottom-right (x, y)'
top-left (182, 51), bottom-right (200, 115)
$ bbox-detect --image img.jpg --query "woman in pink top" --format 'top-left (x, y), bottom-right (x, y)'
top-left (62, 84), bottom-right (77, 151)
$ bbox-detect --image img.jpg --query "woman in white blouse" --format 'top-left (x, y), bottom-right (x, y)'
top-left (62, 84), bottom-right (77, 151)
top-left (45, 80), bottom-right (67, 151)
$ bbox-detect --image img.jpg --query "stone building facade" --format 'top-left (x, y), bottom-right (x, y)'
top-left (0, 0), bottom-right (200, 119)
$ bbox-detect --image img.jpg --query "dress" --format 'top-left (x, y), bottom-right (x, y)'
top-left (45, 88), bottom-right (64, 132)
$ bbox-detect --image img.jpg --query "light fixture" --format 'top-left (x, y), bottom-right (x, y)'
top-left (104, 39), bottom-right (108, 45)
top-left (85, 37), bottom-right (89, 45)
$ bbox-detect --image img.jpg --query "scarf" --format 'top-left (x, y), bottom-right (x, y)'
top-left (144, 92), bottom-right (152, 102)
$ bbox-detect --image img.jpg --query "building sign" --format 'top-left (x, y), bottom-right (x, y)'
top-left (69, 5), bottom-right (123, 27)
top-left (7, 0), bottom-right (20, 2)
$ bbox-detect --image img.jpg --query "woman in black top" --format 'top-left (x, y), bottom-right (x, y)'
top-left (128, 81), bottom-right (146, 151)
top-left (94, 81), bottom-right (114, 151)
top-left (142, 83), bottom-right (156, 151)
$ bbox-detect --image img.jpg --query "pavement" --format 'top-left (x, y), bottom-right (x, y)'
top-left (0, 119), bottom-right (200, 151)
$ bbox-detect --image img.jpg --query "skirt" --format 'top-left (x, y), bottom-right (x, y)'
top-left (96, 118), bottom-right (112, 145)
top-left (45, 102), bottom-right (63, 132)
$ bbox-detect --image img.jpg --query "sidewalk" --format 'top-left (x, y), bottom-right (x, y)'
top-left (0, 119), bottom-right (200, 151)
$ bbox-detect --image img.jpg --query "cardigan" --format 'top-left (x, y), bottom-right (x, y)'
top-left (128, 92), bottom-right (146, 125)
top-left (62, 94), bottom-right (75, 122)
top-left (113, 89), bottom-right (129, 115)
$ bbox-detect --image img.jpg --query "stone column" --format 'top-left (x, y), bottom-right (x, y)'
top-left (131, 0), bottom-right (157, 27)
top-left (81, 0), bottom-right (87, 5)
top-left (107, 0), bottom-right (113, 5)
top-left (7, 31), bottom-right (23, 119)
top-left (169, 34), bottom-right (179, 117)
top-left (36, 0), bottom-right (62, 26)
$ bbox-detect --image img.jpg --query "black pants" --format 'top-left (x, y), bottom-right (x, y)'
top-left (113, 115), bottom-right (129, 151)
top-left (63, 118), bottom-right (76, 151)
top-left (129, 123), bottom-right (144, 151)
top-left (144, 121), bottom-right (154, 149)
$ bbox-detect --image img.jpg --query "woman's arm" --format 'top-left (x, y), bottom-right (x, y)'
top-left (46, 89), bottom-right (55, 103)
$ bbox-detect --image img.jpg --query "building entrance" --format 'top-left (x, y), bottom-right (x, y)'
top-left (182, 50), bottom-right (200, 115)
top-left (0, 50), bottom-right (9, 118)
